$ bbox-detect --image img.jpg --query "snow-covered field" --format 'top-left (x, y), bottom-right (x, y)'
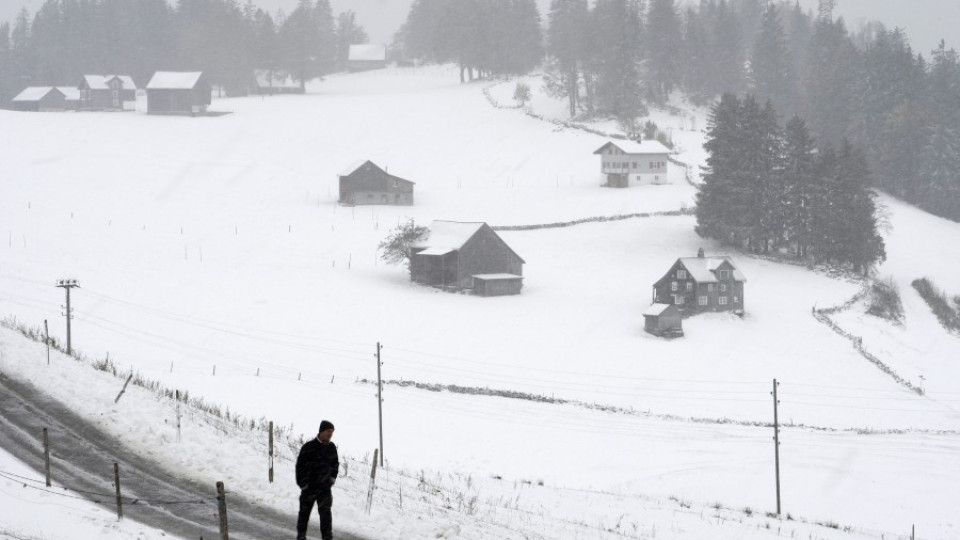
top-left (1, 65), bottom-right (959, 539)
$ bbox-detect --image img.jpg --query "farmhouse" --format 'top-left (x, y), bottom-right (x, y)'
top-left (652, 249), bottom-right (746, 315)
top-left (253, 69), bottom-right (303, 95)
top-left (12, 87), bottom-right (67, 111)
top-left (643, 303), bottom-right (683, 337)
top-left (339, 160), bottom-right (414, 206)
top-left (347, 44), bottom-right (387, 72)
top-left (410, 221), bottom-right (524, 294)
top-left (145, 71), bottom-right (211, 115)
top-left (78, 75), bottom-right (137, 110)
top-left (593, 140), bottom-right (671, 187)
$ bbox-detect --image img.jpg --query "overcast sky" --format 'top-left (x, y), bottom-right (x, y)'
top-left (2, 0), bottom-right (957, 58)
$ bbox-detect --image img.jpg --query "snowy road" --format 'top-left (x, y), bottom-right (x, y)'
top-left (0, 372), bottom-right (367, 540)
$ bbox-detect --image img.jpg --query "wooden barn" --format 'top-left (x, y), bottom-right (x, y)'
top-left (593, 140), bottom-right (671, 187)
top-left (253, 69), bottom-right (303, 95)
top-left (339, 160), bottom-right (414, 206)
top-left (347, 44), bottom-right (387, 72)
top-left (78, 75), bottom-right (137, 110)
top-left (643, 303), bottom-right (683, 337)
top-left (12, 87), bottom-right (67, 111)
top-left (59, 87), bottom-right (81, 110)
top-left (652, 249), bottom-right (746, 316)
top-left (146, 71), bottom-right (211, 116)
top-left (410, 221), bottom-right (524, 294)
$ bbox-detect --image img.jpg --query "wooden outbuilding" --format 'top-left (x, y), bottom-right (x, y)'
top-left (347, 44), bottom-right (387, 72)
top-left (78, 75), bottom-right (137, 110)
top-left (410, 221), bottom-right (524, 293)
top-left (12, 87), bottom-right (67, 111)
top-left (339, 160), bottom-right (414, 206)
top-left (146, 71), bottom-right (211, 116)
top-left (643, 303), bottom-right (683, 337)
top-left (593, 140), bottom-right (671, 187)
top-left (652, 248), bottom-right (746, 316)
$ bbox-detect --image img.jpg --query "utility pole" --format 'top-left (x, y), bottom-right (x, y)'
top-left (772, 378), bottom-right (782, 516)
top-left (56, 279), bottom-right (79, 354)
top-left (376, 342), bottom-right (384, 467)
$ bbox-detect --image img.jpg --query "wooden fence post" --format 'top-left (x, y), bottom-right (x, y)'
top-left (43, 428), bottom-right (51, 487)
top-left (114, 462), bottom-right (123, 520)
top-left (365, 449), bottom-right (379, 515)
top-left (216, 481), bottom-right (229, 540)
top-left (114, 373), bottom-right (133, 403)
top-left (268, 421), bottom-right (274, 483)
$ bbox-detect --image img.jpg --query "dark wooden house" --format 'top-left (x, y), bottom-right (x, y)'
top-left (146, 71), bottom-right (211, 116)
top-left (339, 160), bottom-right (414, 206)
top-left (652, 249), bottom-right (746, 315)
top-left (347, 44), bottom-right (387, 72)
top-left (410, 221), bottom-right (524, 294)
top-left (643, 303), bottom-right (683, 337)
top-left (79, 75), bottom-right (137, 110)
top-left (12, 87), bottom-right (66, 111)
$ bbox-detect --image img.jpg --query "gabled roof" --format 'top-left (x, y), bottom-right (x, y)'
top-left (253, 69), bottom-right (299, 88)
top-left (339, 160), bottom-right (415, 184)
top-left (12, 87), bottom-right (63, 102)
top-left (414, 221), bottom-right (486, 251)
top-left (146, 71), bottom-right (204, 90)
top-left (58, 87), bottom-right (80, 100)
top-left (674, 256), bottom-right (747, 283)
top-left (593, 140), bottom-right (672, 155)
top-left (348, 44), bottom-right (387, 62)
top-left (83, 75), bottom-right (136, 90)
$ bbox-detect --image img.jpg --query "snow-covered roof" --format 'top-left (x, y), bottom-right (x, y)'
top-left (254, 69), bottom-right (299, 89)
top-left (593, 140), bottom-right (672, 155)
top-left (414, 221), bottom-right (486, 251)
top-left (146, 71), bottom-right (204, 90)
top-left (677, 256), bottom-right (746, 283)
top-left (643, 303), bottom-right (674, 316)
top-left (418, 247), bottom-right (455, 256)
top-left (12, 87), bottom-right (61, 102)
top-left (472, 273), bottom-right (522, 280)
top-left (348, 44), bottom-right (387, 62)
top-left (58, 87), bottom-right (80, 100)
top-left (83, 75), bottom-right (136, 90)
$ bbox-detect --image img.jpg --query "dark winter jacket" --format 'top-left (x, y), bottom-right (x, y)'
top-left (296, 438), bottom-right (339, 493)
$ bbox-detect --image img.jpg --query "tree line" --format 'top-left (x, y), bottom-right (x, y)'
top-left (0, 0), bottom-right (369, 100)
top-left (696, 93), bottom-right (886, 273)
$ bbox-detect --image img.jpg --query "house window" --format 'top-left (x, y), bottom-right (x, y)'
top-left (734, 296), bottom-right (740, 303)
top-left (113, 90), bottom-right (119, 98)
top-left (686, 282), bottom-right (693, 292)
top-left (720, 284), bottom-right (727, 292)
top-left (698, 296), bottom-right (708, 306)
top-left (719, 270), bottom-right (729, 279)
top-left (671, 281), bottom-right (678, 291)
top-left (707, 283), bottom-right (714, 292)
top-left (719, 296), bottom-right (728, 305)
top-left (632, 162), bottom-right (637, 169)
top-left (677, 270), bottom-right (687, 279)
top-left (675, 296), bottom-right (685, 305)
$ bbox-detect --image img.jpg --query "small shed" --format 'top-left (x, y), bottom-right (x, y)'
top-left (253, 69), bottom-right (303, 95)
top-left (78, 75), bottom-right (137, 110)
top-left (12, 87), bottom-right (67, 111)
top-left (339, 160), bottom-right (414, 206)
top-left (146, 71), bottom-right (211, 116)
top-left (348, 44), bottom-right (387, 72)
top-left (473, 274), bottom-right (524, 297)
top-left (410, 221), bottom-right (524, 293)
top-left (593, 140), bottom-right (671, 187)
top-left (59, 87), bottom-right (81, 110)
top-left (643, 303), bottom-right (683, 337)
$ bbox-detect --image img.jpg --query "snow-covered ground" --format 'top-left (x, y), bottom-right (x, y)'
top-left (1, 65), bottom-right (958, 539)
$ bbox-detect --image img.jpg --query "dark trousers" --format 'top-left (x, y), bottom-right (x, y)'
top-left (297, 488), bottom-right (333, 540)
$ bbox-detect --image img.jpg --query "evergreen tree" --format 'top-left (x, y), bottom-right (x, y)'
top-left (709, 0), bottom-right (745, 96)
top-left (544, 0), bottom-right (588, 117)
top-left (696, 92), bottom-right (744, 244)
top-left (251, 8), bottom-right (281, 71)
top-left (279, 0), bottom-right (324, 90)
top-left (680, 6), bottom-right (711, 103)
top-left (751, 4), bottom-right (795, 116)
top-left (781, 115), bottom-right (819, 258)
top-left (588, 0), bottom-right (645, 119)
top-left (916, 42), bottom-right (960, 218)
top-left (799, 17), bottom-right (858, 147)
top-left (334, 10), bottom-right (368, 71)
top-left (644, 0), bottom-right (681, 103)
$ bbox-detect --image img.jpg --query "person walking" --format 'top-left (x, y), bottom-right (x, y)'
top-left (296, 420), bottom-right (339, 540)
